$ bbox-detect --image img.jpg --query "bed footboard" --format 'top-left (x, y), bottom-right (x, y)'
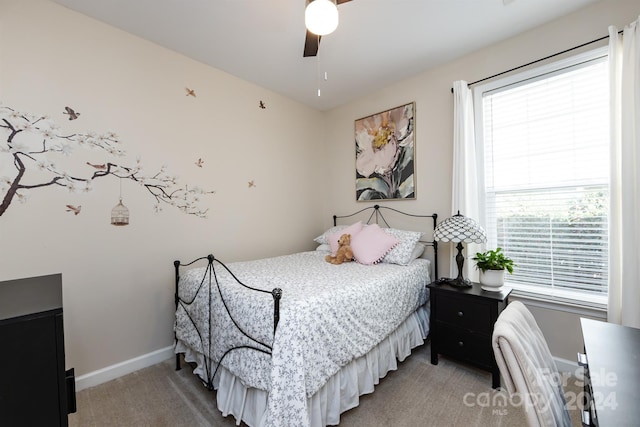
top-left (173, 254), bottom-right (282, 390)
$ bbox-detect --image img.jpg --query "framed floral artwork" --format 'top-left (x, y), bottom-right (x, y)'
top-left (355, 102), bottom-right (416, 201)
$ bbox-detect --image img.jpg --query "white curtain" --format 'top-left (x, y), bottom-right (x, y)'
top-left (608, 17), bottom-right (640, 328)
top-left (451, 80), bottom-right (481, 281)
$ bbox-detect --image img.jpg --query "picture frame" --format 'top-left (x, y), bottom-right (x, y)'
top-left (355, 102), bottom-right (416, 201)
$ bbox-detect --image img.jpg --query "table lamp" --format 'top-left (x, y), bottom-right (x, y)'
top-left (433, 211), bottom-right (486, 287)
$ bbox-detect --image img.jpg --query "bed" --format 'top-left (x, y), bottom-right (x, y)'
top-left (173, 205), bottom-right (438, 427)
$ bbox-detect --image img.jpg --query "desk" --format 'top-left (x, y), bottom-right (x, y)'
top-left (580, 318), bottom-right (640, 426)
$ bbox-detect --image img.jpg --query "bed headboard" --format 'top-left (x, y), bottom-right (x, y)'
top-left (332, 204), bottom-right (438, 279)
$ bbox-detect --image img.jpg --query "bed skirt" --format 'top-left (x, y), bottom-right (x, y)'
top-left (175, 303), bottom-right (430, 427)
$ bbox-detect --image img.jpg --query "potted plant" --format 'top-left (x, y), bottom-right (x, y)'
top-left (472, 247), bottom-right (515, 291)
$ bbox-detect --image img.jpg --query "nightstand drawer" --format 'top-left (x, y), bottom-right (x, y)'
top-left (437, 294), bottom-right (492, 334)
top-left (428, 281), bottom-right (510, 388)
top-left (437, 323), bottom-right (492, 367)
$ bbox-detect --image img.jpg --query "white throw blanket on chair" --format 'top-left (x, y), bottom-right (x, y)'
top-left (492, 301), bottom-right (572, 427)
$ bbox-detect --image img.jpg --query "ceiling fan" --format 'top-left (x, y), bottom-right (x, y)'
top-left (303, 0), bottom-right (352, 57)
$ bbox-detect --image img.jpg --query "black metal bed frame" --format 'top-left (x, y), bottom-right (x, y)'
top-left (332, 204), bottom-right (438, 279)
top-left (173, 254), bottom-right (282, 390)
top-left (173, 204), bottom-right (438, 390)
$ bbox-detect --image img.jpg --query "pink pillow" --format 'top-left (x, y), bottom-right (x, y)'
top-left (351, 223), bottom-right (400, 265)
top-left (327, 221), bottom-right (363, 254)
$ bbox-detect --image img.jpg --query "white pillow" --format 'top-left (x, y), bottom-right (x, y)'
top-left (381, 227), bottom-right (423, 265)
top-left (409, 242), bottom-right (426, 262)
top-left (315, 244), bottom-right (331, 252)
top-left (313, 225), bottom-right (349, 245)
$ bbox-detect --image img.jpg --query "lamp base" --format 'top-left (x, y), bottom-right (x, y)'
top-left (436, 277), bottom-right (472, 288)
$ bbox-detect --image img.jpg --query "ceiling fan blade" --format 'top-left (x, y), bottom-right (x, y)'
top-left (303, 30), bottom-right (320, 57)
top-left (302, 0), bottom-right (351, 57)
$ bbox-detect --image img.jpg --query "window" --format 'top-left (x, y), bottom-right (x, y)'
top-left (474, 48), bottom-right (609, 307)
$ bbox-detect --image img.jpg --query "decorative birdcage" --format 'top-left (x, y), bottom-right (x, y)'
top-left (111, 179), bottom-right (129, 226)
top-left (111, 198), bottom-right (129, 226)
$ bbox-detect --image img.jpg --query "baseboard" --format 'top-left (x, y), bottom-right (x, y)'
top-left (74, 345), bottom-right (174, 391)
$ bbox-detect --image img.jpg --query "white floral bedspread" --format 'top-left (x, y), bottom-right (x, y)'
top-left (175, 251), bottom-right (430, 427)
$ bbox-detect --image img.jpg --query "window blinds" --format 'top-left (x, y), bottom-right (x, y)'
top-left (480, 56), bottom-right (609, 296)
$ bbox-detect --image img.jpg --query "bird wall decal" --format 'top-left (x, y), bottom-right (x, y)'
top-left (195, 158), bottom-right (204, 168)
top-left (248, 180), bottom-right (256, 188)
top-left (86, 162), bottom-right (106, 170)
top-left (63, 106), bottom-right (80, 120)
top-left (185, 88), bottom-right (196, 97)
top-left (66, 204), bottom-right (81, 215)
top-left (259, 101), bottom-right (266, 109)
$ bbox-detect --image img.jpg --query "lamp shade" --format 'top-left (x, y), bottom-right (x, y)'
top-left (433, 212), bottom-right (486, 244)
top-left (305, 0), bottom-right (339, 36)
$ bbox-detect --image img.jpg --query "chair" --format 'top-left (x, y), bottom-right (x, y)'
top-left (492, 301), bottom-right (572, 427)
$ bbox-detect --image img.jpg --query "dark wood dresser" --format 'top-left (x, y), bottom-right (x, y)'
top-left (427, 281), bottom-right (511, 388)
top-left (0, 274), bottom-right (76, 426)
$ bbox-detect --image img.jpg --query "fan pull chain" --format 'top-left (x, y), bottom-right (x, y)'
top-left (316, 39), bottom-right (321, 97)
top-left (316, 53), bottom-right (329, 96)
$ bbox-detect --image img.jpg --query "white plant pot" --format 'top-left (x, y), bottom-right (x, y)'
top-left (479, 269), bottom-right (505, 292)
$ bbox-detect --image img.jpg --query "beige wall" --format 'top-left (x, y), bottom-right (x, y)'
top-left (324, 0), bottom-right (639, 361)
top-left (0, 0), bottom-right (325, 376)
top-left (513, 297), bottom-right (605, 363)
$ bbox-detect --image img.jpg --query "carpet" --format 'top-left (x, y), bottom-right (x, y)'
top-left (69, 343), bottom-right (583, 426)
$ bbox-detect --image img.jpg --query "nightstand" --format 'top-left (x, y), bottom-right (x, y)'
top-left (427, 281), bottom-right (511, 389)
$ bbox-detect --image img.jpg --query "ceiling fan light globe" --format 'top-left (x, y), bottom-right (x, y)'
top-left (305, 0), bottom-right (339, 36)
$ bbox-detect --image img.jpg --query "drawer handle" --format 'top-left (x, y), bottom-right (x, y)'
top-left (457, 311), bottom-right (464, 317)
top-left (458, 341), bottom-right (464, 347)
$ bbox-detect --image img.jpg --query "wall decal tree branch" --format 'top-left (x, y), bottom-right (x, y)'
top-left (0, 106), bottom-right (214, 217)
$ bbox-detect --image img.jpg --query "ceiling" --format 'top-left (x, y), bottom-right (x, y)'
top-left (50, 0), bottom-right (600, 111)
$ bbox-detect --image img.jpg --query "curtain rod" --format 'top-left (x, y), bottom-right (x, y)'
top-left (450, 32), bottom-right (613, 93)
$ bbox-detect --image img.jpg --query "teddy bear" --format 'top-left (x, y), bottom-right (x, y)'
top-left (325, 233), bottom-right (354, 265)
